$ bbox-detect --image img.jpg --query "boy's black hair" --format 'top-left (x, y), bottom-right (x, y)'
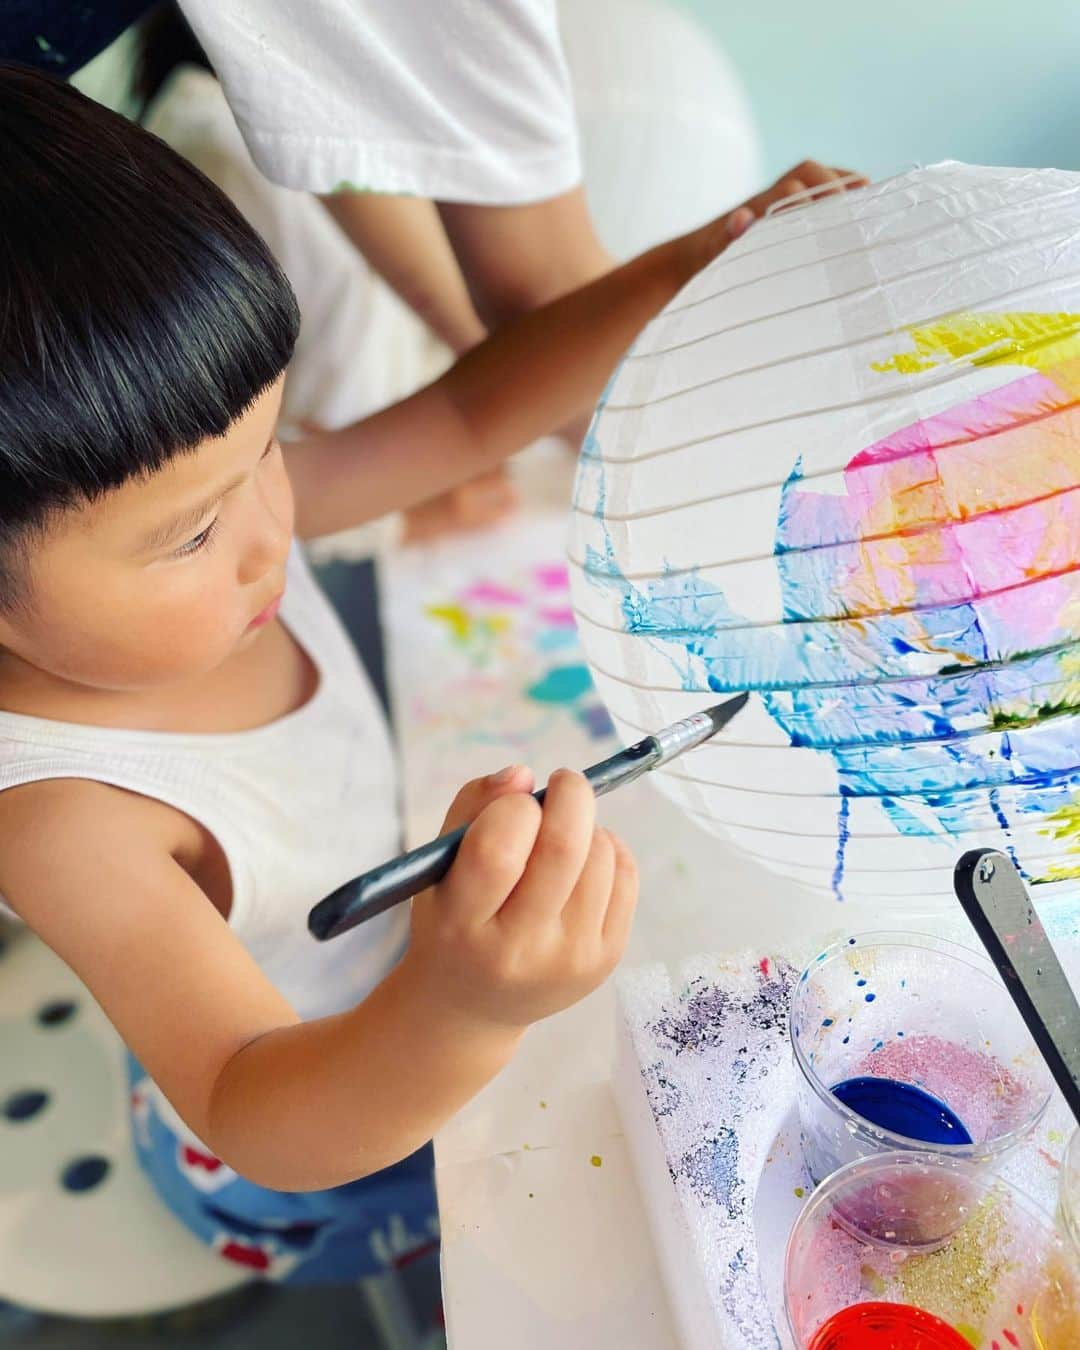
top-left (0, 63), bottom-right (300, 601)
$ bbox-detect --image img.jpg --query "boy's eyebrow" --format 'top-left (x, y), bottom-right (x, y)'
top-left (138, 437), bottom-right (275, 552)
top-left (139, 472), bottom-right (245, 552)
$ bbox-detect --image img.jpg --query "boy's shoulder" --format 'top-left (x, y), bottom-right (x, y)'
top-left (0, 777), bottom-right (191, 919)
top-left (0, 773), bottom-right (177, 833)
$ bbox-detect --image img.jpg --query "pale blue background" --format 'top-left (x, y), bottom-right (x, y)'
top-left (681, 1), bottom-right (1080, 181)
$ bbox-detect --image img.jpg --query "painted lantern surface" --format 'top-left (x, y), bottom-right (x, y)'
top-left (569, 163), bottom-right (1080, 905)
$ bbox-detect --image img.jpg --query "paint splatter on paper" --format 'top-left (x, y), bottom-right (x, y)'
top-left (421, 558), bottom-right (613, 740)
top-left (617, 953), bottom-right (801, 1350)
top-left (380, 517), bottom-right (618, 840)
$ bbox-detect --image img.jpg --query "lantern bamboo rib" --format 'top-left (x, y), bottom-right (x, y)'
top-left (659, 795), bottom-right (1070, 857)
top-left (570, 441), bottom-right (1080, 525)
top-left (579, 632), bottom-right (1080, 694)
top-left (607, 704), bottom-right (1080, 756)
top-left (581, 350), bottom-right (1080, 465)
top-left (681, 826), bottom-right (1058, 883)
top-left (607, 256), bottom-right (1080, 412)
top-left (657, 179), bottom-right (1080, 322)
top-left (570, 558), bottom-right (1080, 620)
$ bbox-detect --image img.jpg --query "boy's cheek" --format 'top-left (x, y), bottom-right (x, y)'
top-left (51, 579), bottom-right (240, 687)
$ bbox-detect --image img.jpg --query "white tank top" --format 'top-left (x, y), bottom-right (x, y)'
top-left (0, 546), bottom-right (408, 1022)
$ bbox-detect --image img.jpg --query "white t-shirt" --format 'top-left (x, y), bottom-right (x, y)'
top-left (178, 0), bottom-right (582, 203)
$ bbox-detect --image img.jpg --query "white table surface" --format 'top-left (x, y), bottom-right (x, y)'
top-left (431, 805), bottom-right (886, 1350)
top-left (379, 448), bottom-right (906, 1349)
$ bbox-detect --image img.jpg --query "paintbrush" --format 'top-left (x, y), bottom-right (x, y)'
top-left (308, 693), bottom-right (748, 940)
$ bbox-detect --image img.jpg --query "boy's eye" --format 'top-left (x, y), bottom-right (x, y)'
top-left (174, 519), bottom-right (219, 557)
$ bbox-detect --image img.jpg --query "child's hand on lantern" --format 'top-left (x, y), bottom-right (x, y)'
top-left (694, 161), bottom-right (869, 267)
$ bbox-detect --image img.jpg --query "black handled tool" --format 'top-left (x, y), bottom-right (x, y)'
top-left (954, 848), bottom-right (1080, 1126)
top-left (309, 693), bottom-right (748, 941)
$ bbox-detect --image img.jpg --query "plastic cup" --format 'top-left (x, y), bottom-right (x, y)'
top-left (789, 932), bottom-right (1053, 1184)
top-left (784, 1151), bottom-right (1080, 1349)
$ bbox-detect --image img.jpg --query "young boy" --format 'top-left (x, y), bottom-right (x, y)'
top-left (0, 65), bottom-right (862, 1281)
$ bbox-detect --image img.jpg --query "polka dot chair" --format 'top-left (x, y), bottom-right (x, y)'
top-left (0, 920), bottom-right (248, 1318)
top-left (0, 922), bottom-right (434, 1347)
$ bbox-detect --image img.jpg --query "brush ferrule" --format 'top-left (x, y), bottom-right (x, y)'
top-left (652, 711), bottom-right (720, 765)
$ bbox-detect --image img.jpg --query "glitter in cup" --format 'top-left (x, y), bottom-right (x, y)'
top-left (785, 1152), bottom-right (1080, 1349)
top-left (789, 932), bottom-right (1053, 1184)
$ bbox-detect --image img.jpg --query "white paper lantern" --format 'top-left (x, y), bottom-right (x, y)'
top-left (570, 162), bottom-right (1080, 906)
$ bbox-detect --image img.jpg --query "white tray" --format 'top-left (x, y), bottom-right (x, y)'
top-left (614, 942), bottom-right (1078, 1350)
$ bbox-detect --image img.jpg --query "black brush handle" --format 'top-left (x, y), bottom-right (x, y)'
top-left (309, 823), bottom-right (471, 938)
top-left (308, 739), bottom-right (658, 940)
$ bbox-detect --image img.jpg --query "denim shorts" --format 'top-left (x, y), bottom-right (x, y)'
top-left (128, 1055), bottom-right (438, 1284)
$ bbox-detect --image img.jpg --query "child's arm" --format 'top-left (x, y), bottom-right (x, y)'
top-left (321, 186), bottom-right (612, 346)
top-left (0, 767), bottom-right (634, 1192)
top-left (435, 189), bottom-right (613, 332)
top-left (320, 193), bottom-right (488, 354)
top-left (287, 162), bottom-right (865, 540)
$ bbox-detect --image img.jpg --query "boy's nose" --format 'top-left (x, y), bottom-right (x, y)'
top-left (238, 487), bottom-right (292, 585)
top-left (240, 524), bottom-right (289, 586)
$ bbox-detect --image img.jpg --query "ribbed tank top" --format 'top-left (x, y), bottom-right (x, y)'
top-left (0, 546), bottom-right (407, 1021)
